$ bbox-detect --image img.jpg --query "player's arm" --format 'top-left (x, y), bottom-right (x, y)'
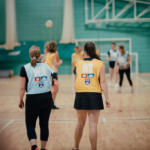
top-left (39, 54), bottom-right (44, 59)
top-left (72, 55), bottom-right (74, 73)
top-left (126, 54), bottom-right (130, 65)
top-left (124, 54), bottom-right (130, 69)
top-left (19, 77), bottom-right (25, 109)
top-left (53, 55), bottom-right (63, 68)
top-left (106, 51), bottom-right (111, 61)
top-left (42, 57), bottom-right (46, 63)
top-left (115, 56), bottom-right (118, 68)
top-left (100, 64), bottom-right (111, 108)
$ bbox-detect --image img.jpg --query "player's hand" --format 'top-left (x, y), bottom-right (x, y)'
top-left (124, 63), bottom-right (127, 69)
top-left (72, 68), bottom-right (74, 73)
top-left (19, 101), bottom-right (24, 109)
top-left (106, 99), bottom-right (111, 108)
top-left (59, 59), bottom-right (63, 64)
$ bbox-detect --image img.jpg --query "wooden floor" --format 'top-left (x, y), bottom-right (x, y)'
top-left (0, 74), bottom-right (150, 150)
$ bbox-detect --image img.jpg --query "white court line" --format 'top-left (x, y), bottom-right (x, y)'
top-left (136, 76), bottom-right (149, 85)
top-left (0, 120), bottom-right (13, 132)
top-left (103, 118), bottom-right (106, 122)
top-left (1, 117), bottom-right (150, 121)
top-left (1, 119), bottom-right (150, 124)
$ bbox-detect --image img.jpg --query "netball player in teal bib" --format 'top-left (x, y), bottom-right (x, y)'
top-left (19, 46), bottom-right (52, 150)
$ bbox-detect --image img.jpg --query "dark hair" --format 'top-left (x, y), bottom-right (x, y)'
top-left (74, 46), bottom-right (79, 49)
top-left (46, 41), bottom-right (58, 53)
top-left (84, 42), bottom-right (101, 60)
top-left (29, 45), bottom-right (41, 67)
top-left (119, 45), bottom-right (125, 55)
top-left (112, 42), bottom-right (116, 46)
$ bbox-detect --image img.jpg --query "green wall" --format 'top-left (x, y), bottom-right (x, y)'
top-left (74, 0), bottom-right (150, 73)
top-left (0, 0), bottom-right (5, 43)
top-left (0, 0), bottom-right (150, 74)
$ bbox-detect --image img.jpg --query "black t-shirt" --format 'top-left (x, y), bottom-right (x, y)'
top-left (20, 66), bottom-right (28, 92)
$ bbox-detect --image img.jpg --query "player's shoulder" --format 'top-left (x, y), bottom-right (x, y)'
top-left (95, 59), bottom-right (105, 65)
top-left (80, 51), bottom-right (84, 55)
top-left (126, 51), bottom-right (129, 54)
top-left (24, 63), bottom-right (31, 68)
top-left (72, 53), bottom-right (76, 57)
top-left (76, 60), bottom-right (83, 66)
top-left (42, 63), bottom-right (50, 68)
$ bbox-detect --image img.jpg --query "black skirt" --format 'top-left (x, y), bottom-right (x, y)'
top-left (52, 73), bottom-right (58, 85)
top-left (109, 61), bottom-right (115, 69)
top-left (74, 92), bottom-right (104, 110)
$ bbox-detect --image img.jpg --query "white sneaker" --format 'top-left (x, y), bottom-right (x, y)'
top-left (115, 84), bottom-right (118, 88)
top-left (108, 81), bottom-right (111, 86)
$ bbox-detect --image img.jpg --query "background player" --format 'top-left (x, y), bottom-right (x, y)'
top-left (19, 45), bottom-right (52, 150)
top-left (115, 45), bottom-right (134, 93)
top-left (72, 46), bottom-right (84, 81)
top-left (106, 42), bottom-right (119, 87)
top-left (44, 41), bottom-right (63, 109)
top-left (73, 42), bottom-right (111, 150)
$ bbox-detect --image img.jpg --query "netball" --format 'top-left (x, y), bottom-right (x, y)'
top-left (45, 20), bottom-right (53, 28)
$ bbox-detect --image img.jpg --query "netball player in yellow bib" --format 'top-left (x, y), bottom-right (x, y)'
top-left (72, 46), bottom-right (84, 81)
top-left (72, 42), bottom-right (111, 150)
top-left (44, 41), bottom-right (63, 109)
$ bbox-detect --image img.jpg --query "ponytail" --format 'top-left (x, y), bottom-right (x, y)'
top-left (29, 45), bottom-right (41, 67)
top-left (84, 42), bottom-right (101, 60)
top-left (30, 56), bottom-right (37, 67)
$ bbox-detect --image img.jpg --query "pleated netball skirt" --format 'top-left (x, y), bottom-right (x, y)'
top-left (74, 92), bottom-right (104, 110)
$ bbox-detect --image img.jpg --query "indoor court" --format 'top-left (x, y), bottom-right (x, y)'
top-left (0, 74), bottom-right (150, 150)
top-left (0, 0), bottom-right (150, 150)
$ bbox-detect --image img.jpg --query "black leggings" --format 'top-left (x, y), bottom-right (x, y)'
top-left (119, 67), bottom-right (133, 86)
top-left (25, 93), bottom-right (52, 141)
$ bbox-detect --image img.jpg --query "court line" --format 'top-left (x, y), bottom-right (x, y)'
top-left (136, 76), bottom-right (149, 85)
top-left (1, 119), bottom-right (150, 124)
top-left (0, 119), bottom-right (13, 132)
top-left (103, 118), bottom-right (106, 122)
top-left (1, 117), bottom-right (150, 121)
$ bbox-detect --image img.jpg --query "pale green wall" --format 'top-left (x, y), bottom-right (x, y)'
top-left (74, 0), bottom-right (150, 72)
top-left (0, 0), bottom-right (150, 74)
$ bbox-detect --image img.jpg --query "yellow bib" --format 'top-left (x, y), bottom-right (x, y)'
top-left (72, 52), bottom-right (84, 67)
top-left (74, 59), bottom-right (104, 93)
top-left (45, 53), bottom-right (57, 71)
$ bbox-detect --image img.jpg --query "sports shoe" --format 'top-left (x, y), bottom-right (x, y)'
top-left (52, 101), bottom-right (59, 109)
top-left (72, 148), bottom-right (79, 150)
top-left (30, 148), bottom-right (39, 150)
top-left (52, 104), bottom-right (59, 109)
top-left (115, 84), bottom-right (118, 88)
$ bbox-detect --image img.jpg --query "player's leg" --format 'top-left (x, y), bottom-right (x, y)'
top-left (39, 98), bottom-right (52, 150)
top-left (118, 69), bottom-right (124, 93)
top-left (108, 68), bottom-right (114, 86)
top-left (51, 73), bottom-right (59, 109)
top-left (74, 110), bottom-right (87, 149)
top-left (25, 101), bottom-right (39, 150)
top-left (88, 110), bottom-right (100, 150)
top-left (115, 65), bottom-right (119, 87)
top-left (125, 67), bottom-right (134, 92)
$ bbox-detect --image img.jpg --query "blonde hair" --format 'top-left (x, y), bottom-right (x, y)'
top-left (46, 41), bottom-right (58, 53)
top-left (119, 45), bottom-right (125, 55)
top-left (29, 45), bottom-right (41, 67)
